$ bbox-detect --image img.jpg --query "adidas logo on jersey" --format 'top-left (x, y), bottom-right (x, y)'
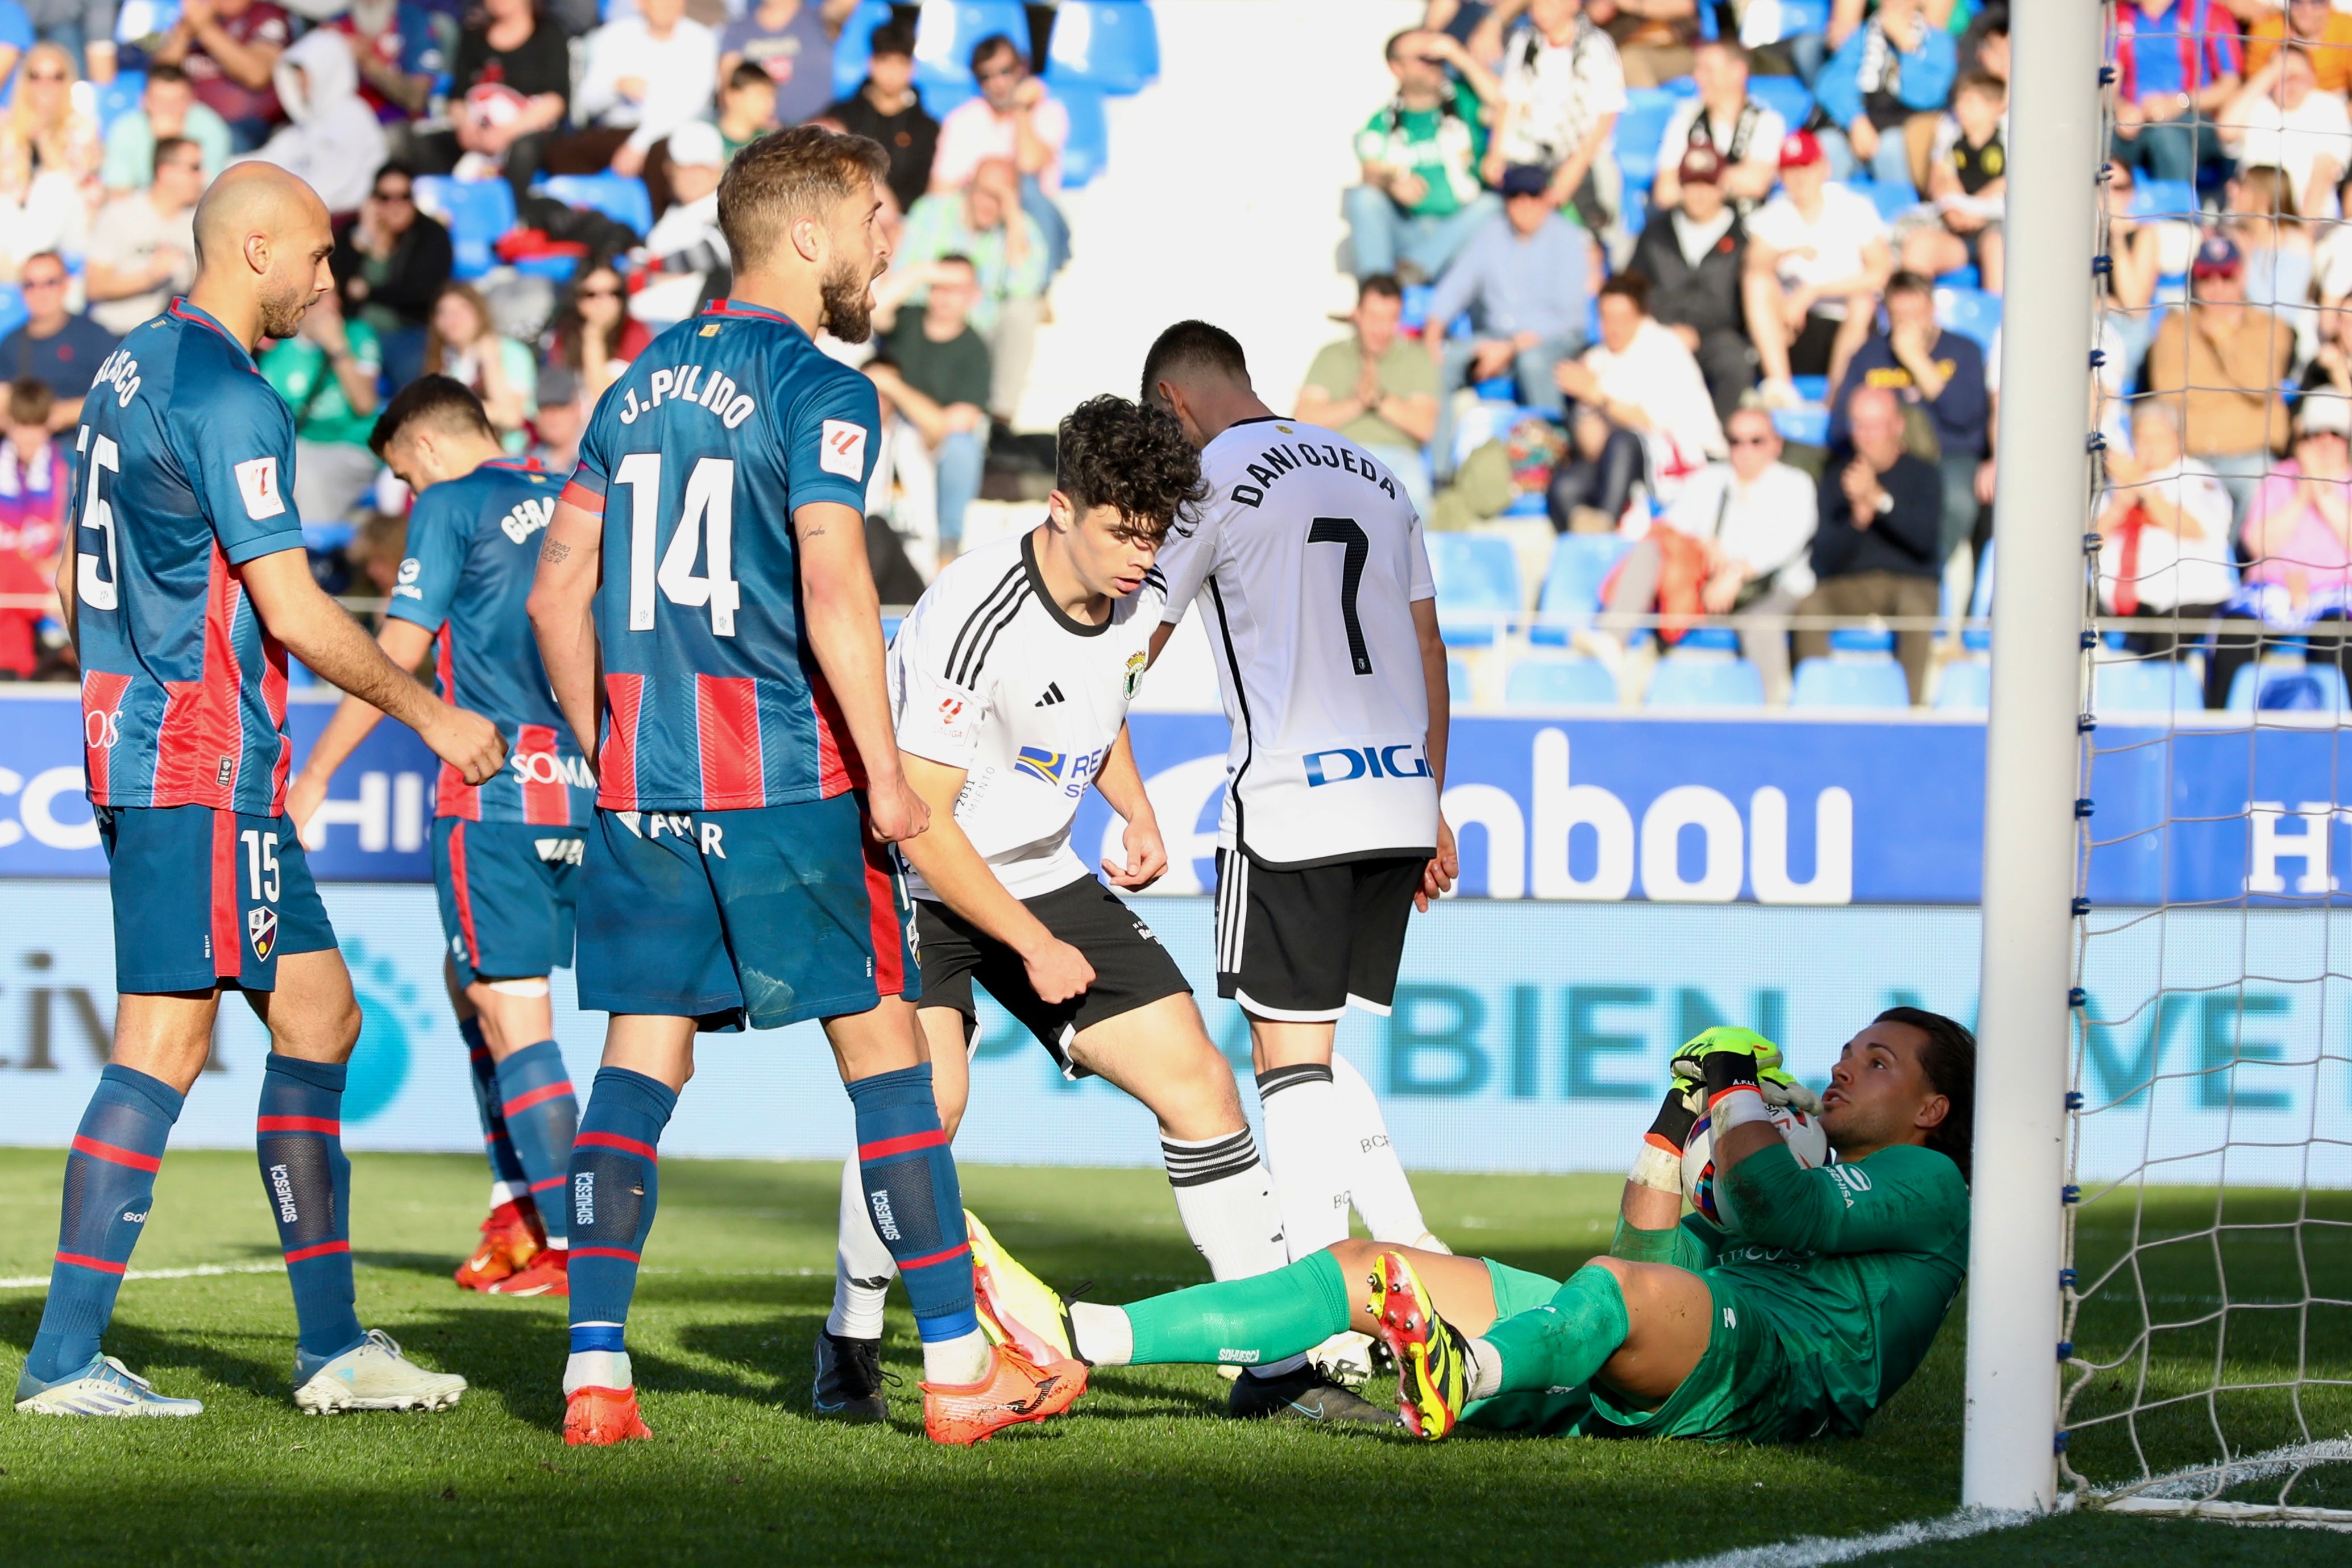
top-left (1034, 683), bottom-right (1067, 707)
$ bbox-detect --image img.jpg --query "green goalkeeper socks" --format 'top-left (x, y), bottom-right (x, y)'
top-left (1116, 1251), bottom-right (1354, 1368)
top-left (1479, 1264), bottom-right (1630, 1398)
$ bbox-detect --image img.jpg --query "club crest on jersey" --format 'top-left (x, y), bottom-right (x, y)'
top-left (247, 905), bottom-right (278, 961)
top-left (1124, 650), bottom-right (1147, 699)
top-left (1304, 744), bottom-right (1431, 787)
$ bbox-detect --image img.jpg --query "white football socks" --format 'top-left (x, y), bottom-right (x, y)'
top-left (923, 1328), bottom-right (993, 1386)
top-left (1330, 1053), bottom-right (1437, 1245)
top-left (1068, 1301), bottom-right (1133, 1366)
top-left (826, 1152), bottom-right (899, 1341)
top-left (1466, 1337), bottom-right (1503, 1401)
top-left (1255, 1063), bottom-right (1353, 1257)
top-left (1162, 1130), bottom-right (1289, 1280)
top-left (563, 1346), bottom-right (632, 1396)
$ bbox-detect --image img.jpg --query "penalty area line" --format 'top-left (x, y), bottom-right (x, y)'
top-left (1646, 1507), bottom-right (2039, 1568)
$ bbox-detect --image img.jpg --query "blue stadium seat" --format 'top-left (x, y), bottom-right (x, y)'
top-left (2094, 658), bottom-right (2205, 715)
top-left (1790, 375), bottom-right (1830, 403)
top-left (1429, 533), bottom-right (1523, 648)
top-left (1935, 262), bottom-right (1981, 289)
top-left (1647, 645), bottom-right (1766, 709)
top-left (412, 176), bottom-right (516, 280)
top-left (1529, 533), bottom-right (1634, 645)
top-left (2226, 660), bottom-right (2352, 714)
top-left (1845, 179), bottom-right (1920, 225)
top-left (1505, 656), bottom-right (1618, 707)
top-left (0, 285), bottom-right (24, 341)
top-left (1058, 83), bottom-right (1109, 188)
top-left (1615, 89), bottom-right (1682, 189)
top-left (1400, 283), bottom-right (1433, 334)
top-left (2130, 178), bottom-right (2198, 220)
top-left (1448, 656), bottom-right (1472, 706)
top-left (1749, 74), bottom-right (1814, 130)
top-left (1753, 0), bottom-right (1831, 42)
top-left (920, 77), bottom-right (977, 121)
top-left (1935, 287), bottom-right (2001, 355)
top-left (914, 1), bottom-right (1030, 94)
top-left (1791, 629), bottom-right (1911, 710)
top-left (114, 0), bottom-right (179, 42)
top-left (1773, 405), bottom-right (1830, 446)
top-left (98, 72), bottom-right (145, 134)
top-left (1045, 0), bottom-right (1160, 95)
top-left (1934, 658), bottom-right (1990, 712)
top-left (538, 173), bottom-right (653, 238)
top-left (832, 0), bottom-right (899, 99)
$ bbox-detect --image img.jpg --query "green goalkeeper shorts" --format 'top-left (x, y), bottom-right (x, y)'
top-left (1461, 1260), bottom-right (1812, 1442)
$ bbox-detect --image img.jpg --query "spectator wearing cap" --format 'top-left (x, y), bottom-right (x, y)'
top-left (1828, 269), bottom-right (1989, 566)
top-left (2247, 0), bottom-right (2352, 96)
top-left (530, 362), bottom-right (587, 476)
top-left (1555, 271), bottom-right (1725, 508)
top-left (0, 251), bottom-right (115, 430)
top-left (1744, 130), bottom-right (1891, 406)
top-left (632, 119), bottom-right (730, 327)
top-left (1795, 383), bottom-right (1944, 702)
top-left (2095, 398), bottom-right (2243, 704)
top-left (100, 63), bottom-right (233, 195)
top-left (1626, 144), bottom-right (1752, 420)
top-left (931, 34), bottom-right (1072, 280)
top-left (150, 0), bottom-right (294, 154)
top-left (2145, 232), bottom-right (2294, 517)
top-left (1814, 0), bottom-right (1954, 188)
top-left (2112, 0), bottom-right (2242, 188)
top-left (1347, 27), bottom-right (1503, 284)
top-left (554, 0), bottom-right (719, 185)
top-left (866, 255), bottom-right (992, 554)
top-left (1297, 275), bottom-right (1443, 515)
top-left (720, 0), bottom-right (857, 129)
top-left (412, 0), bottom-right (571, 200)
top-left (824, 17), bottom-right (936, 213)
top-left (1650, 36), bottom-right (1786, 213)
top-left (1480, 0), bottom-right (1626, 234)
top-left (1424, 161), bottom-right (1598, 470)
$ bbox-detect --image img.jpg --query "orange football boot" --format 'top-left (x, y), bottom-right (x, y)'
top-left (484, 1247), bottom-right (569, 1297)
top-left (921, 1344), bottom-right (1085, 1446)
top-left (454, 1200), bottom-right (544, 1291)
top-left (563, 1386), bottom-right (652, 1445)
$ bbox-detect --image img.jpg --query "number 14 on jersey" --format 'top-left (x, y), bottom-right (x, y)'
top-left (613, 453), bottom-right (740, 636)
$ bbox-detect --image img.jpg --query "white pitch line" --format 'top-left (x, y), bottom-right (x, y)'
top-left (1644, 1508), bottom-right (2039, 1568)
top-left (0, 1262), bottom-right (286, 1290)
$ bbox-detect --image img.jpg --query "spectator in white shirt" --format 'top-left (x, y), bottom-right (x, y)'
top-left (250, 28), bottom-right (387, 217)
top-left (1650, 38), bottom-right (1786, 212)
top-left (1595, 404), bottom-right (1819, 698)
top-left (1481, 0), bottom-right (1626, 233)
top-left (1743, 128), bottom-right (1892, 406)
top-left (83, 137), bottom-right (204, 336)
top-left (629, 120), bottom-right (728, 327)
top-left (2097, 398), bottom-right (2241, 625)
top-left (2222, 42), bottom-right (2350, 220)
top-left (554, 0), bottom-right (717, 194)
top-left (930, 34), bottom-right (1071, 279)
top-left (1556, 273), bottom-right (1725, 501)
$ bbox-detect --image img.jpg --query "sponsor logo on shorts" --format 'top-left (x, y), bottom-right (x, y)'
top-left (625, 812), bottom-right (727, 857)
top-left (534, 836), bottom-right (586, 865)
top-left (123, 1210), bottom-right (147, 1223)
top-left (247, 906), bottom-right (277, 961)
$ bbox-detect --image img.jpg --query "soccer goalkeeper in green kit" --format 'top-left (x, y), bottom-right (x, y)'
top-left (972, 1010), bottom-right (1973, 1442)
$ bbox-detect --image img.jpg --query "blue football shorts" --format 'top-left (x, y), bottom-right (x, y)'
top-left (574, 791), bottom-right (919, 1031)
top-left (98, 803), bottom-right (336, 994)
top-left (432, 818), bottom-right (583, 987)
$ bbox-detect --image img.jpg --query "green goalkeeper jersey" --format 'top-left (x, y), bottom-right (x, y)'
top-left (1707, 1141), bottom-right (1971, 1435)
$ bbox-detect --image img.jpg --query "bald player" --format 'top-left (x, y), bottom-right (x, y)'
top-left (18, 164), bottom-right (506, 1420)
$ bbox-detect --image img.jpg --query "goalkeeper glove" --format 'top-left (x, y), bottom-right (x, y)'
top-left (1667, 1025), bottom-right (1782, 1085)
top-left (1760, 1066), bottom-right (1824, 1117)
top-left (1628, 1078), bottom-right (1702, 1194)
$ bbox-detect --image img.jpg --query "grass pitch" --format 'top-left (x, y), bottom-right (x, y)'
top-left (0, 1148), bottom-right (2343, 1566)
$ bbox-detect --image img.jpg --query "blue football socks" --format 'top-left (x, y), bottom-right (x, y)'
top-left (566, 1067), bottom-right (675, 1355)
top-left (845, 1064), bottom-right (978, 1344)
top-left (493, 1040), bottom-right (578, 1248)
top-left (256, 1053), bottom-right (367, 1362)
top-left (24, 1065), bottom-right (183, 1384)
top-left (461, 1017), bottom-right (532, 1205)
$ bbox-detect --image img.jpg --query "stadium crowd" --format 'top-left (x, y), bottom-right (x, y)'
top-left (0, 0), bottom-right (2348, 711)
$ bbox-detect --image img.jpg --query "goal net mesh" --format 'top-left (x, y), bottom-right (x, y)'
top-left (2057, 9), bottom-right (2352, 1518)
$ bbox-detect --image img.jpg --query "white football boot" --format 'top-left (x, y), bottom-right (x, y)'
top-left (293, 1329), bottom-right (466, 1413)
top-left (15, 1354), bottom-right (204, 1417)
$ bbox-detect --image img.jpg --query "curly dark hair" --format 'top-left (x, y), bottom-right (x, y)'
top-left (1055, 395), bottom-right (1210, 544)
top-left (1875, 1006), bottom-right (1976, 1184)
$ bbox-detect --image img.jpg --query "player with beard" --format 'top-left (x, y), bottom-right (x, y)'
top-left (530, 127), bottom-right (1084, 1446)
top-left (20, 163), bottom-right (505, 1418)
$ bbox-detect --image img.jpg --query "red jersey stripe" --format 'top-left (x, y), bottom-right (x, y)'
top-left (260, 622), bottom-right (291, 814)
top-left (516, 723), bottom-right (571, 824)
top-left (862, 833), bottom-right (907, 998)
top-left (576, 1130), bottom-right (658, 1161)
top-left (80, 670), bottom-right (132, 804)
top-left (55, 1250), bottom-right (127, 1275)
top-left (807, 667), bottom-right (862, 798)
top-left (857, 1129), bottom-right (947, 1161)
top-left (503, 1080), bottom-right (575, 1115)
top-left (433, 627), bottom-right (482, 821)
top-left (695, 675), bottom-right (763, 807)
top-left (210, 808), bottom-right (240, 980)
top-left (155, 545), bottom-right (248, 808)
top-left (599, 673), bottom-right (645, 809)
top-left (447, 820), bottom-right (480, 965)
top-left (258, 1115), bottom-right (342, 1134)
top-left (283, 1240), bottom-right (350, 1263)
top-left (70, 1134), bottom-right (163, 1172)
top-left (558, 478), bottom-right (605, 513)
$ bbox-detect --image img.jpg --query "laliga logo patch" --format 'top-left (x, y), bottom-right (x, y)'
top-left (234, 455), bottom-right (285, 520)
top-left (1124, 650), bottom-right (1147, 699)
top-left (247, 905), bottom-right (279, 961)
top-left (819, 419), bottom-right (869, 480)
top-left (1014, 746), bottom-right (1068, 785)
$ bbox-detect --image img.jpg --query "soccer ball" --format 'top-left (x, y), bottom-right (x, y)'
top-left (1684, 1101), bottom-right (1830, 1224)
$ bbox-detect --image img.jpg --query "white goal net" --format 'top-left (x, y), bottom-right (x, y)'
top-left (2055, 7), bottom-right (2352, 1521)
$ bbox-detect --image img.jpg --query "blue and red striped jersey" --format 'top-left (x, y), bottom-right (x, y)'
top-left (387, 457), bottom-right (592, 827)
top-left (563, 300), bottom-right (880, 812)
top-left (72, 300), bottom-right (305, 816)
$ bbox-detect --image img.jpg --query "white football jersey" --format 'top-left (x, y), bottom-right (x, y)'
top-left (890, 528), bottom-right (1165, 901)
top-left (1156, 417), bottom-right (1440, 868)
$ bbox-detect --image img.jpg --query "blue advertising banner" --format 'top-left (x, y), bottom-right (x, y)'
top-left (0, 884), bottom-right (2339, 1185)
top-left (4, 690), bottom-right (2346, 906)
